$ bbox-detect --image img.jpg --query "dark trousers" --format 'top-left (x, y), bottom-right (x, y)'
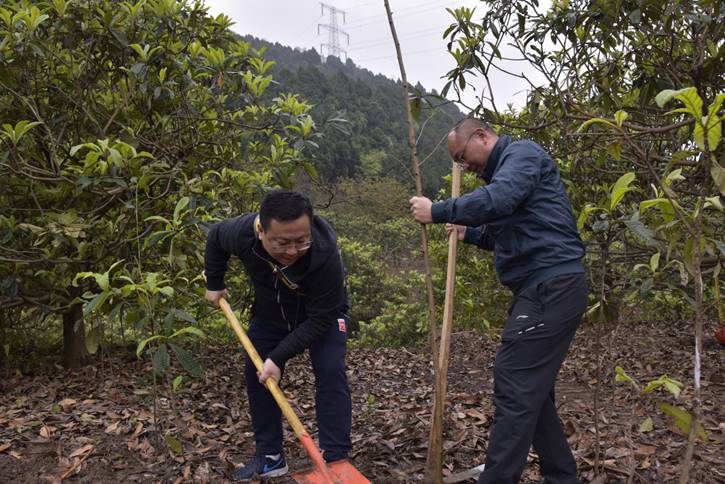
top-left (244, 316), bottom-right (352, 462)
top-left (479, 273), bottom-right (588, 484)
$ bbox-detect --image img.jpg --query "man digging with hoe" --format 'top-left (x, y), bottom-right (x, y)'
top-left (204, 190), bottom-right (358, 482)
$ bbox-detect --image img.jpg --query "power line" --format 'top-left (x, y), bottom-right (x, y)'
top-left (352, 45), bottom-right (447, 63)
top-left (289, 14), bottom-right (324, 45)
top-left (347, 26), bottom-right (443, 51)
top-left (344, 0), bottom-right (462, 30)
top-left (344, 0), bottom-right (451, 26)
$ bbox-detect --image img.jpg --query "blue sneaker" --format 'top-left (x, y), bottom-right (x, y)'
top-left (233, 454), bottom-right (288, 481)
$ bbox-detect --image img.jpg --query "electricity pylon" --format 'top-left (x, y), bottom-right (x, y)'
top-left (318, 3), bottom-right (349, 62)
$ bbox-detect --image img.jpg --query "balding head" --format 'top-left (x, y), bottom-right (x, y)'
top-left (450, 118), bottom-right (495, 139)
top-left (447, 118), bottom-right (498, 175)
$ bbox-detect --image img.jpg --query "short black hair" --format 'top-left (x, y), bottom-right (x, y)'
top-left (259, 190), bottom-right (313, 230)
top-left (452, 117), bottom-right (494, 138)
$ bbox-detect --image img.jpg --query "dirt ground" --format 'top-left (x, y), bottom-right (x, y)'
top-left (0, 319), bottom-right (723, 483)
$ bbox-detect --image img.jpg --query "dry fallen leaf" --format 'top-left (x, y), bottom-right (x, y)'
top-left (69, 444), bottom-right (94, 458)
top-left (39, 426), bottom-right (52, 439)
top-left (104, 421), bottom-right (119, 434)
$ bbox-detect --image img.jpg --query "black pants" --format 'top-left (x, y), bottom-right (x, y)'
top-left (479, 273), bottom-right (588, 484)
top-left (244, 316), bottom-right (352, 462)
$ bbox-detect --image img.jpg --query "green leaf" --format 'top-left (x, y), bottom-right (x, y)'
top-left (152, 344), bottom-right (170, 375)
top-left (169, 326), bottom-right (205, 340)
top-left (639, 417), bottom-right (653, 433)
top-left (410, 96), bottom-right (421, 121)
top-left (576, 205), bottom-right (603, 230)
top-left (665, 169), bottom-right (685, 185)
top-left (642, 375), bottom-right (682, 397)
top-left (173, 196), bottom-right (190, 223)
top-left (697, 113), bottom-right (721, 151)
top-left (710, 160), bottom-right (725, 196)
top-left (656, 402), bottom-right (707, 441)
top-left (302, 161), bottom-right (318, 179)
top-left (639, 198), bottom-right (676, 217)
top-left (1, 120), bottom-right (42, 145)
top-left (614, 110), bottom-right (628, 127)
top-left (606, 141), bottom-right (622, 161)
top-left (614, 366), bottom-right (639, 390)
top-left (85, 327), bottom-right (101, 355)
top-left (705, 196), bottom-right (723, 210)
top-left (165, 433), bottom-right (183, 455)
top-left (145, 215), bottom-right (172, 225)
top-left (168, 342), bottom-right (203, 377)
top-left (663, 379), bottom-right (683, 398)
top-left (172, 375), bottom-right (183, 392)
top-left (83, 291), bottom-right (109, 315)
top-left (625, 213), bottom-right (661, 248)
top-left (577, 117), bottom-right (616, 132)
top-left (702, 93), bottom-right (725, 151)
top-left (683, 236), bottom-right (705, 276)
top-left (649, 252), bottom-right (660, 273)
top-left (136, 335), bottom-right (164, 358)
top-left (610, 172), bottom-right (636, 210)
top-left (97, 271), bottom-right (110, 292)
top-left (628, 8), bottom-right (642, 24)
top-left (655, 89), bottom-right (678, 108)
top-left (657, 87), bottom-right (702, 119)
top-left (170, 309), bottom-right (197, 325)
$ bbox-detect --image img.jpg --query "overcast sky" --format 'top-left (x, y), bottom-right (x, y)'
top-left (204, 0), bottom-right (543, 110)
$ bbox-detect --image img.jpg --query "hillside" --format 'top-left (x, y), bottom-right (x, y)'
top-left (242, 35), bottom-right (464, 195)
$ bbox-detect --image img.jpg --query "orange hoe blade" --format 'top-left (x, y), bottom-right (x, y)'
top-left (219, 298), bottom-right (370, 484)
top-left (293, 434), bottom-right (369, 484)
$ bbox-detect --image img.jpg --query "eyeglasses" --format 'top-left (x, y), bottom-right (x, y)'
top-left (454, 131), bottom-right (476, 166)
top-left (267, 238), bottom-right (313, 254)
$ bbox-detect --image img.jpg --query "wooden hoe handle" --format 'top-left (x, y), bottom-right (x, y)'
top-left (219, 298), bottom-right (307, 438)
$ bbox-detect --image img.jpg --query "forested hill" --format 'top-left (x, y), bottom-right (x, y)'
top-left (242, 35), bottom-right (463, 195)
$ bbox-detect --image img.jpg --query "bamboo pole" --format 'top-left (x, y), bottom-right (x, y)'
top-left (426, 164), bottom-right (461, 483)
top-left (382, 1), bottom-right (440, 393)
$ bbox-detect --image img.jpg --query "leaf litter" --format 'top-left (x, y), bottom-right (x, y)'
top-left (0, 320), bottom-right (722, 482)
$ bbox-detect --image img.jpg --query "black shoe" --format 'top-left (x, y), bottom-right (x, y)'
top-left (233, 454), bottom-right (288, 481)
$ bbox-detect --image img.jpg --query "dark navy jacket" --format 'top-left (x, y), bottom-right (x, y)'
top-left (431, 135), bottom-right (585, 294)
top-left (204, 214), bottom-right (348, 367)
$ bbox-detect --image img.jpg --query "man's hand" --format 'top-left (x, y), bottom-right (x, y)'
top-left (258, 358), bottom-right (281, 385)
top-left (204, 289), bottom-right (229, 307)
top-left (409, 196), bottom-right (433, 224)
top-left (445, 223), bottom-right (466, 241)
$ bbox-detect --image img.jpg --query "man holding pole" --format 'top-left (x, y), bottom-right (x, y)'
top-left (204, 189), bottom-right (352, 481)
top-left (409, 118), bottom-right (588, 484)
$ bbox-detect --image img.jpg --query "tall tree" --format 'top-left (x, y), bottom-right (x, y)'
top-left (0, 0), bottom-right (319, 368)
top-left (441, 1), bottom-right (723, 480)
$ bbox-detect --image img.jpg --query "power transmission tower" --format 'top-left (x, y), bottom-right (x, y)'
top-left (318, 3), bottom-right (349, 63)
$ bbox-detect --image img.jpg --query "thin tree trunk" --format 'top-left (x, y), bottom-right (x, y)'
top-left (62, 300), bottom-right (87, 369)
top-left (679, 205), bottom-right (704, 484)
top-left (382, 1), bottom-right (438, 359)
top-left (0, 308), bottom-right (6, 370)
top-left (383, 2), bottom-right (441, 481)
top-left (593, 242), bottom-right (608, 475)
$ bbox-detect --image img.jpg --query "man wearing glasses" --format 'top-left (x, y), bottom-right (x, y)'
top-left (204, 190), bottom-right (351, 481)
top-left (410, 118), bottom-right (587, 484)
